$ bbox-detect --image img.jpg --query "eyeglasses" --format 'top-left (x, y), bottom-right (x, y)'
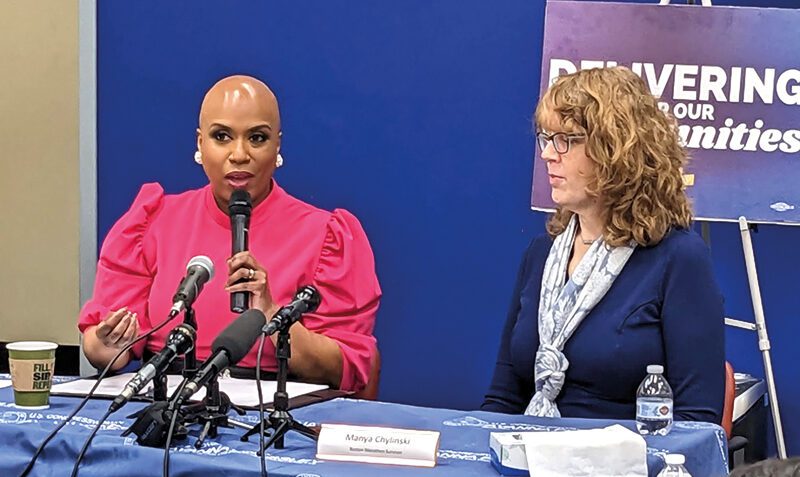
top-left (536, 131), bottom-right (586, 155)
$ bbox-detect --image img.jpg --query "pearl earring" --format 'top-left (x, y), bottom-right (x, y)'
top-left (276, 153), bottom-right (284, 168)
top-left (194, 150), bottom-right (202, 164)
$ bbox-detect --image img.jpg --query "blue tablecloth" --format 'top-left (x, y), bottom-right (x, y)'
top-left (0, 386), bottom-right (728, 476)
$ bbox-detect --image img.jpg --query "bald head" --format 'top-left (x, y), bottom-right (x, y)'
top-left (199, 75), bottom-right (280, 131)
top-left (195, 75), bottom-right (282, 212)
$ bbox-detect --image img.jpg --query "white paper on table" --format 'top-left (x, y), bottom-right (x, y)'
top-left (0, 380), bottom-right (12, 389)
top-left (204, 376), bottom-right (328, 407)
top-left (521, 424), bottom-right (647, 477)
top-left (50, 373), bottom-right (328, 407)
top-left (51, 374), bottom-right (142, 396)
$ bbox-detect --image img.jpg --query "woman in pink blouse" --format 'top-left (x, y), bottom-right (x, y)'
top-left (79, 75), bottom-right (381, 392)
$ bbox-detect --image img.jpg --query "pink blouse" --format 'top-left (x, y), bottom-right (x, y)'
top-left (78, 181), bottom-right (381, 392)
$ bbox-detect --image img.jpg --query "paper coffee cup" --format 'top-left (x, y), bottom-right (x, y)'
top-left (7, 341), bottom-right (58, 409)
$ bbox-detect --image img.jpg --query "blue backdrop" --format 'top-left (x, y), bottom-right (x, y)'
top-left (97, 0), bottom-right (800, 455)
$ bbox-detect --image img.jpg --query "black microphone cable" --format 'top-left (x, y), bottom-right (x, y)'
top-left (72, 318), bottom-right (191, 476)
top-left (255, 332), bottom-right (268, 477)
top-left (21, 311), bottom-right (180, 477)
top-left (162, 378), bottom-right (190, 477)
top-left (69, 406), bottom-right (113, 477)
top-left (164, 313), bottom-right (270, 477)
top-left (163, 308), bottom-right (267, 476)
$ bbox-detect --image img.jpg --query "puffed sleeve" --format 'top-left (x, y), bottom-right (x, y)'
top-left (303, 209), bottom-right (381, 392)
top-left (77, 183), bottom-right (164, 358)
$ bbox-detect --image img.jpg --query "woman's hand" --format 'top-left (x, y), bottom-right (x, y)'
top-left (94, 308), bottom-right (139, 350)
top-left (225, 252), bottom-right (280, 317)
top-left (82, 307), bottom-right (139, 371)
top-left (224, 252), bottom-right (343, 388)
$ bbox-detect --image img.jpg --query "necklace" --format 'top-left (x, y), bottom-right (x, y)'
top-left (577, 219), bottom-right (600, 245)
top-left (578, 231), bottom-right (598, 245)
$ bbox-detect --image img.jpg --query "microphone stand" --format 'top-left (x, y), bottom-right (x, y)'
top-left (168, 302), bottom-right (245, 448)
top-left (122, 375), bottom-right (246, 449)
top-left (240, 323), bottom-right (320, 449)
top-left (183, 306), bottom-right (198, 377)
top-left (151, 305), bottom-right (197, 402)
top-left (124, 304), bottom-right (248, 449)
top-left (179, 374), bottom-right (246, 449)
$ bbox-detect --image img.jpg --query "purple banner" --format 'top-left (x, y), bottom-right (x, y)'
top-left (533, 1), bottom-right (800, 224)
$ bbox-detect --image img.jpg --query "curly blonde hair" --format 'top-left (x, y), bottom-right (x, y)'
top-left (536, 66), bottom-right (692, 247)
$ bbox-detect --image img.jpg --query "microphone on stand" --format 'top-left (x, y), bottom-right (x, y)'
top-left (175, 309), bottom-right (266, 405)
top-left (109, 323), bottom-right (196, 412)
top-left (229, 189), bottom-right (252, 313)
top-left (170, 255), bottom-right (214, 316)
top-left (263, 285), bottom-right (321, 336)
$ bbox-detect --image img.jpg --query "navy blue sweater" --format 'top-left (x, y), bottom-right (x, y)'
top-left (482, 228), bottom-right (724, 423)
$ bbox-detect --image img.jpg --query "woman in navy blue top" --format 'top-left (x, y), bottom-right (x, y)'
top-left (482, 67), bottom-right (724, 423)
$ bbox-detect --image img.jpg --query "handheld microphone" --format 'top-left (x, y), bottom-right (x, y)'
top-left (229, 189), bottom-right (252, 314)
top-left (170, 255), bottom-right (214, 316)
top-left (109, 323), bottom-right (196, 412)
top-left (263, 285), bottom-right (321, 336)
top-left (176, 309), bottom-right (266, 404)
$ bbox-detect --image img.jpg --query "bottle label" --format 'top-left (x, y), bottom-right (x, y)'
top-left (637, 401), bottom-right (673, 420)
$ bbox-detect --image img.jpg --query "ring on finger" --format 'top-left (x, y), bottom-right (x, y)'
top-left (247, 268), bottom-right (256, 280)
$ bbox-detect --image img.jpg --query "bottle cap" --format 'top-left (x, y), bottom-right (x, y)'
top-left (664, 453), bottom-right (685, 465)
top-left (647, 364), bottom-right (664, 374)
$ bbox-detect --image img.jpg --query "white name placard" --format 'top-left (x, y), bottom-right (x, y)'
top-left (316, 423), bottom-right (440, 467)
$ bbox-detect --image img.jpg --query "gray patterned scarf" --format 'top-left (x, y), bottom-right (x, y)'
top-left (524, 215), bottom-right (636, 417)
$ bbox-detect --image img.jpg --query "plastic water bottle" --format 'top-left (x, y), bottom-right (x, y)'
top-left (636, 364), bottom-right (673, 435)
top-left (656, 453), bottom-right (692, 476)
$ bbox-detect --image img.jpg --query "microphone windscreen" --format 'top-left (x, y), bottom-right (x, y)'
top-left (228, 189), bottom-right (252, 217)
top-left (211, 309), bottom-right (266, 364)
top-left (187, 255), bottom-right (214, 279)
